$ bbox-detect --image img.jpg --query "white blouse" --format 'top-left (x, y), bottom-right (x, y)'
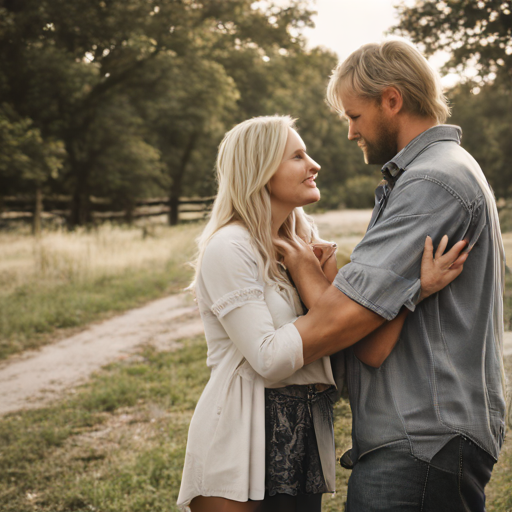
top-left (177, 224), bottom-right (336, 510)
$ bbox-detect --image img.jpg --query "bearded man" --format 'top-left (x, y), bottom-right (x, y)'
top-left (281, 40), bottom-right (507, 511)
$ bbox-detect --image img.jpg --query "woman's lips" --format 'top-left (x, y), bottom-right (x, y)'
top-left (303, 175), bottom-right (317, 187)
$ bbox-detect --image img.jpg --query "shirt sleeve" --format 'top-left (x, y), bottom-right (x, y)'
top-left (334, 176), bottom-right (477, 321)
top-left (201, 231), bottom-right (304, 381)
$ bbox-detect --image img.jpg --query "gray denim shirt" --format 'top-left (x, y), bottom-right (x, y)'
top-left (334, 125), bottom-right (506, 463)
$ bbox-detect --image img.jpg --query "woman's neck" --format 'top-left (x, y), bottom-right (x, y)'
top-left (271, 199), bottom-right (293, 237)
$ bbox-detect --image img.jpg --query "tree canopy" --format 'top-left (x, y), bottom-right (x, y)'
top-left (394, 0), bottom-right (512, 86)
top-left (2, 0), bottom-right (374, 227)
top-left (3, 0), bottom-right (512, 229)
top-left (393, 0), bottom-right (512, 201)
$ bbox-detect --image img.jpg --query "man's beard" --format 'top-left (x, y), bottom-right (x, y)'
top-left (360, 117), bottom-right (399, 165)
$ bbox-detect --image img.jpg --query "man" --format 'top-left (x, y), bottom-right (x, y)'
top-left (283, 40), bottom-right (507, 511)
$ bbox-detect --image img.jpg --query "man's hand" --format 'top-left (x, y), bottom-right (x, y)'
top-left (419, 235), bottom-right (469, 301)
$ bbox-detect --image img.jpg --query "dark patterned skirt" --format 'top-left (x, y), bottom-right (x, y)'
top-left (264, 384), bottom-right (334, 496)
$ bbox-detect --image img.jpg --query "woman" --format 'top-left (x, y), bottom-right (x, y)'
top-left (177, 116), bottom-right (467, 512)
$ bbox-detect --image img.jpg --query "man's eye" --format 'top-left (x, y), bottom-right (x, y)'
top-left (350, 115), bottom-right (360, 120)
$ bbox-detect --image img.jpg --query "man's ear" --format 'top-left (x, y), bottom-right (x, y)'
top-left (381, 87), bottom-right (403, 116)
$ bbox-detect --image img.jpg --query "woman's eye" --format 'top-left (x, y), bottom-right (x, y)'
top-left (294, 154), bottom-right (303, 159)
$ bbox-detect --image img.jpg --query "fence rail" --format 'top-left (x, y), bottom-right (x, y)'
top-left (0, 195), bottom-right (215, 226)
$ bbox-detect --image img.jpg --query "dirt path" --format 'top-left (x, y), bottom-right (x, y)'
top-left (0, 293), bottom-right (203, 415)
top-left (1, 209), bottom-right (511, 416)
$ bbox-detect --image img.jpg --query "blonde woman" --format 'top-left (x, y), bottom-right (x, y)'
top-left (177, 115), bottom-right (467, 512)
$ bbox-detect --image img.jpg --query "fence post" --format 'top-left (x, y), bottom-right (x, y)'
top-left (32, 186), bottom-right (43, 237)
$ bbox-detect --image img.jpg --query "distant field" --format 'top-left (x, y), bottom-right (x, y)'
top-left (0, 221), bottom-right (203, 360)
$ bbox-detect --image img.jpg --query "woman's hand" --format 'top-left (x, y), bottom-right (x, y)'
top-left (273, 235), bottom-right (320, 271)
top-left (273, 237), bottom-right (337, 280)
top-left (311, 241), bottom-right (337, 266)
top-left (273, 236), bottom-right (333, 309)
top-left (312, 241), bottom-right (338, 283)
top-left (419, 235), bottom-right (469, 302)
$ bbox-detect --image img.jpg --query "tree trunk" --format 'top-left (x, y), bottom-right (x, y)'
top-left (169, 188), bottom-right (180, 226)
top-left (32, 185), bottom-right (43, 237)
top-left (168, 133), bottom-right (198, 226)
top-left (69, 183), bottom-right (92, 227)
top-left (67, 151), bottom-right (93, 228)
top-left (124, 199), bottom-right (135, 224)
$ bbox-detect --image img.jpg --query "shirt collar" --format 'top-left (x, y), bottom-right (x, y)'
top-left (381, 125), bottom-right (462, 188)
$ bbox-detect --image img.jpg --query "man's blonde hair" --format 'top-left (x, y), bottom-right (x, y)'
top-left (190, 115), bottom-right (319, 290)
top-left (327, 40), bottom-right (450, 123)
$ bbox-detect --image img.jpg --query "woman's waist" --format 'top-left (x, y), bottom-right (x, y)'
top-left (264, 356), bottom-right (335, 389)
top-left (266, 383), bottom-right (332, 395)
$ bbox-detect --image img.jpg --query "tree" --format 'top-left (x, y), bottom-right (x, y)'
top-left (0, 0), bottom-right (315, 226)
top-left (133, 55), bottom-right (239, 225)
top-left (393, 0), bottom-right (512, 86)
top-left (447, 83), bottom-right (512, 199)
top-left (393, 0), bottom-right (512, 201)
top-left (0, 104), bottom-right (65, 234)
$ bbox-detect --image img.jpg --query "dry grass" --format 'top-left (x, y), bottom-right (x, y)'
top-left (0, 222), bottom-right (201, 293)
top-left (0, 221), bottom-right (204, 359)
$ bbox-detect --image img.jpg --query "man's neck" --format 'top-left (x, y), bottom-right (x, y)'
top-left (397, 116), bottom-right (438, 153)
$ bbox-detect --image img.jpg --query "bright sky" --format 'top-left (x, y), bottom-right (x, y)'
top-left (302, 0), bottom-right (400, 61)
top-left (300, 0), bottom-right (459, 88)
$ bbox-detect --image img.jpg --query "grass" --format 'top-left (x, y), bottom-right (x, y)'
top-left (0, 338), bottom-right (208, 512)
top-left (0, 221), bottom-right (204, 360)
top-left (0, 336), bottom-right (510, 511)
top-left (1, 212), bottom-right (512, 510)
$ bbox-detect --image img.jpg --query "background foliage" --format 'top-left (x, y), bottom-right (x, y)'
top-left (0, 0), bottom-right (380, 228)
top-left (1, 0), bottom-right (511, 225)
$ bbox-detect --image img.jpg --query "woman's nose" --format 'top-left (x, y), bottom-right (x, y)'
top-left (308, 155), bottom-right (320, 172)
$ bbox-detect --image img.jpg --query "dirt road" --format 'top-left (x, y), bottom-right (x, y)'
top-left (0, 293), bottom-right (203, 415)
top-left (1, 209), bottom-right (511, 416)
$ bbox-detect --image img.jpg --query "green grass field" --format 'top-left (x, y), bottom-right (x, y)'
top-left (0, 218), bottom-right (511, 511)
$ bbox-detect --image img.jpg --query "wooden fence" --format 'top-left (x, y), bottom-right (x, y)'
top-left (0, 195), bottom-right (215, 228)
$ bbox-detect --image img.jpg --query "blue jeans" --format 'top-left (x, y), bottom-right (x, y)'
top-left (346, 436), bottom-right (495, 512)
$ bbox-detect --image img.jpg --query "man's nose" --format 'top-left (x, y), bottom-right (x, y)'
top-left (347, 122), bottom-right (358, 141)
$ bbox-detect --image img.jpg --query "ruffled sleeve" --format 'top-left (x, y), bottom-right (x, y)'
top-left (200, 225), bottom-right (304, 381)
top-left (211, 287), bottom-right (265, 319)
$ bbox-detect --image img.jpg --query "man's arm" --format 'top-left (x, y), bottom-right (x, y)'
top-left (279, 201), bottom-right (469, 366)
top-left (294, 283), bottom-right (386, 365)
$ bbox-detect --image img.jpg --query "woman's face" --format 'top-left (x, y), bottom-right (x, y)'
top-left (268, 128), bottom-right (321, 210)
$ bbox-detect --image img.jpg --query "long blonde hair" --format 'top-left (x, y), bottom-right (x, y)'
top-left (190, 115), bottom-right (320, 290)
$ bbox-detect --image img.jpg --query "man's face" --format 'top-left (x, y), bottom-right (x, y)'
top-left (339, 90), bottom-right (399, 165)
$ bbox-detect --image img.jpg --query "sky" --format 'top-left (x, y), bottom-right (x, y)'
top-left (302, 0), bottom-right (401, 62)
top-left (299, 0), bottom-right (459, 88)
